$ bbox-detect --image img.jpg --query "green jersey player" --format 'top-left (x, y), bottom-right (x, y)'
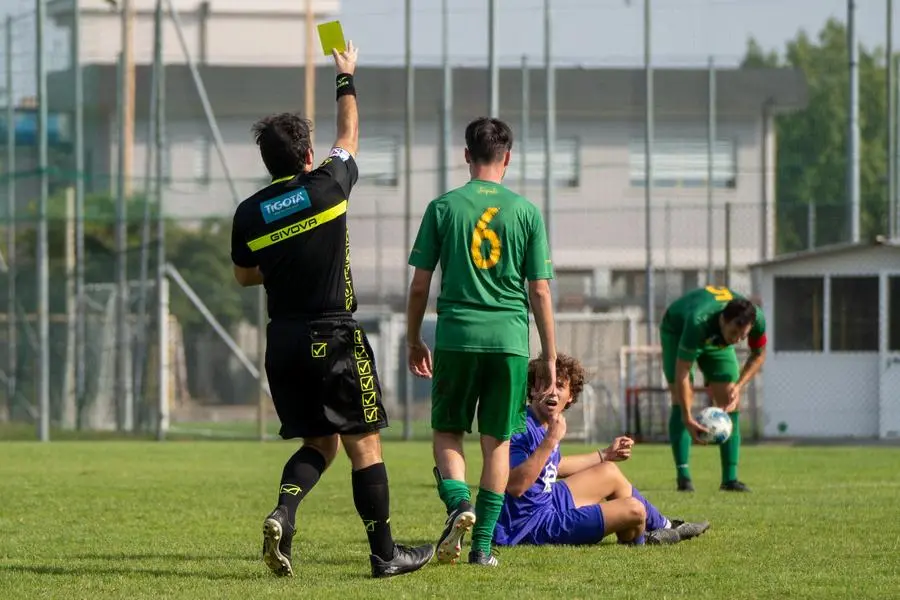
top-left (406, 117), bottom-right (558, 567)
top-left (660, 286), bottom-right (768, 493)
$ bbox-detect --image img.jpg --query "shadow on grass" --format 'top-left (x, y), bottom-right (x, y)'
top-left (0, 563), bottom-right (261, 581)
top-left (71, 552), bottom-right (252, 562)
top-left (70, 551), bottom-right (363, 568)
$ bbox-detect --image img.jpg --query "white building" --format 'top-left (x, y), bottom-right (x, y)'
top-left (49, 0), bottom-right (340, 66)
top-left (750, 238), bottom-right (900, 440)
top-left (46, 0), bottom-right (809, 313)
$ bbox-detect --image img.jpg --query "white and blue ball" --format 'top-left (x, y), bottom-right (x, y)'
top-left (697, 406), bottom-right (733, 444)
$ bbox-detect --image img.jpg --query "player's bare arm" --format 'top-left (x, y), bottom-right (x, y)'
top-left (739, 348), bottom-right (767, 387)
top-left (406, 268), bottom-right (434, 378)
top-left (728, 347), bottom-right (767, 410)
top-left (528, 279), bottom-right (557, 396)
top-left (233, 265), bottom-right (264, 287)
top-left (673, 359), bottom-right (708, 444)
top-left (557, 436), bottom-right (634, 478)
top-left (507, 413), bottom-right (566, 497)
top-left (331, 41), bottom-right (359, 157)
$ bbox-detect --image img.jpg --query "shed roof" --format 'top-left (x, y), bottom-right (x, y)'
top-left (750, 236), bottom-right (900, 270)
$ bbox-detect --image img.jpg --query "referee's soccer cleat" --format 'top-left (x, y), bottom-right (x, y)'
top-left (436, 503), bottom-right (476, 564)
top-left (646, 528), bottom-right (681, 545)
top-left (677, 477), bottom-right (695, 492)
top-left (720, 480), bottom-right (751, 492)
top-left (262, 505), bottom-right (295, 577)
top-left (671, 519), bottom-right (710, 541)
top-left (370, 543), bottom-right (435, 578)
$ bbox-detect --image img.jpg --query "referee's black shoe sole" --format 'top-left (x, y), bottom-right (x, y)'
top-left (263, 506), bottom-right (295, 577)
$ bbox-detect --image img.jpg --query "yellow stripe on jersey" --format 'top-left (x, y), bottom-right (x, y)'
top-left (247, 200), bottom-right (348, 252)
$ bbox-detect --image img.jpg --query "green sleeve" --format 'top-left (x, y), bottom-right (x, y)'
top-left (525, 209), bottom-right (554, 281)
top-left (676, 318), bottom-right (704, 363)
top-left (408, 201), bottom-right (440, 271)
top-left (748, 306), bottom-right (768, 352)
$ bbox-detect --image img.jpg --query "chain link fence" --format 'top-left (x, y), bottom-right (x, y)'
top-left (0, 180), bottom-right (868, 442)
top-left (0, 0), bottom-right (890, 442)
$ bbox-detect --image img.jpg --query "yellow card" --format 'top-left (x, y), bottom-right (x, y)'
top-left (317, 20), bottom-right (346, 56)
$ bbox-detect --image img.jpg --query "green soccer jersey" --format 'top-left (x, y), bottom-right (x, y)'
top-left (660, 286), bottom-right (768, 362)
top-left (408, 179), bottom-right (554, 357)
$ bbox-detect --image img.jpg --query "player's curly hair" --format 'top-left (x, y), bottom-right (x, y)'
top-left (527, 353), bottom-right (586, 407)
top-left (252, 113), bottom-right (313, 179)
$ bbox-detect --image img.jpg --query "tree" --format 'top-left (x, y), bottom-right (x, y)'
top-left (743, 19), bottom-right (890, 253)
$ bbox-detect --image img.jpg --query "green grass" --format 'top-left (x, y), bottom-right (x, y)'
top-left (1, 441), bottom-right (898, 599)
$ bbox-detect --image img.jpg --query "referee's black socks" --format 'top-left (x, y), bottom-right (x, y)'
top-left (351, 462), bottom-right (395, 561)
top-left (278, 446), bottom-right (328, 524)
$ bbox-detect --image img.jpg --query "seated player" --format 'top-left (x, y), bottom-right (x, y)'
top-left (492, 353), bottom-right (709, 548)
top-left (660, 286), bottom-right (767, 493)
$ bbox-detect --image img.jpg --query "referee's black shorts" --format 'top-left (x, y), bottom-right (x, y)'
top-left (265, 316), bottom-right (389, 439)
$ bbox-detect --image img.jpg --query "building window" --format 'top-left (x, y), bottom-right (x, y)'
top-left (830, 276), bottom-right (879, 352)
top-left (358, 137), bottom-right (398, 186)
top-left (891, 276), bottom-right (900, 352)
top-left (774, 276), bottom-right (823, 351)
top-left (610, 269), bottom-right (675, 303)
top-left (629, 138), bottom-right (737, 189)
top-left (505, 138), bottom-right (580, 187)
top-left (556, 269), bottom-right (593, 297)
top-left (194, 135), bottom-right (211, 185)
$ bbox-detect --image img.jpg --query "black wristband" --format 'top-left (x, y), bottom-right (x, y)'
top-left (336, 73), bottom-right (356, 100)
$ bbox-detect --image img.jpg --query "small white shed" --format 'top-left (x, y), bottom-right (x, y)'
top-left (749, 238), bottom-right (900, 439)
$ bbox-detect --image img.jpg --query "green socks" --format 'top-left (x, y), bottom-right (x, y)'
top-left (720, 411), bottom-right (741, 484)
top-left (471, 487), bottom-right (504, 555)
top-left (437, 478), bottom-right (471, 513)
top-left (668, 406), bottom-right (692, 481)
top-left (437, 476), bottom-right (501, 556)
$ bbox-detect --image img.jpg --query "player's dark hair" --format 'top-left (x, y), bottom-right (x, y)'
top-left (465, 117), bottom-right (513, 164)
top-left (527, 353), bottom-right (586, 407)
top-left (252, 113), bottom-right (313, 179)
top-left (722, 298), bottom-right (757, 328)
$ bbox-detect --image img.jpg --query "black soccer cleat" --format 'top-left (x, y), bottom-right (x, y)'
top-left (262, 505), bottom-right (295, 577)
top-left (436, 504), bottom-right (476, 564)
top-left (671, 519), bottom-right (710, 541)
top-left (468, 549), bottom-right (499, 567)
top-left (646, 528), bottom-right (681, 545)
top-left (720, 480), bottom-right (751, 492)
top-left (677, 477), bottom-right (695, 492)
top-left (370, 543), bottom-right (435, 578)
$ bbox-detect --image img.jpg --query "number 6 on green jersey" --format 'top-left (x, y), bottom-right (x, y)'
top-left (471, 207), bottom-right (501, 269)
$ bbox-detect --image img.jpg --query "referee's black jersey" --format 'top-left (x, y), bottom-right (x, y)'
top-left (231, 147), bottom-right (359, 319)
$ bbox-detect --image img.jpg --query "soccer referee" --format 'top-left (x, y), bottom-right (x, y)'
top-left (230, 41), bottom-right (434, 579)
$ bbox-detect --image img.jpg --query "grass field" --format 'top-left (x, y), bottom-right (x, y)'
top-left (1, 440), bottom-right (898, 599)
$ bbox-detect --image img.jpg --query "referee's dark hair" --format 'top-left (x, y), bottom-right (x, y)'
top-left (465, 117), bottom-right (513, 165)
top-left (253, 113), bottom-right (313, 179)
top-left (722, 298), bottom-right (757, 328)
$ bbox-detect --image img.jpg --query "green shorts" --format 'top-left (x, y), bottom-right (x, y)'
top-left (431, 349), bottom-right (529, 440)
top-left (660, 329), bottom-right (740, 386)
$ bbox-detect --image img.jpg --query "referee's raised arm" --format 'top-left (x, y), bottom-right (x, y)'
top-left (331, 41), bottom-right (359, 157)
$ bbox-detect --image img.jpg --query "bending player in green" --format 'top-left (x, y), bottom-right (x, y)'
top-left (660, 286), bottom-right (767, 493)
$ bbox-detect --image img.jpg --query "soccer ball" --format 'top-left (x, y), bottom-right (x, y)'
top-left (696, 407), bottom-right (732, 444)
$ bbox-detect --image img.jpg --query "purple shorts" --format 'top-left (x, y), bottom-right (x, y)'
top-left (517, 481), bottom-right (607, 546)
